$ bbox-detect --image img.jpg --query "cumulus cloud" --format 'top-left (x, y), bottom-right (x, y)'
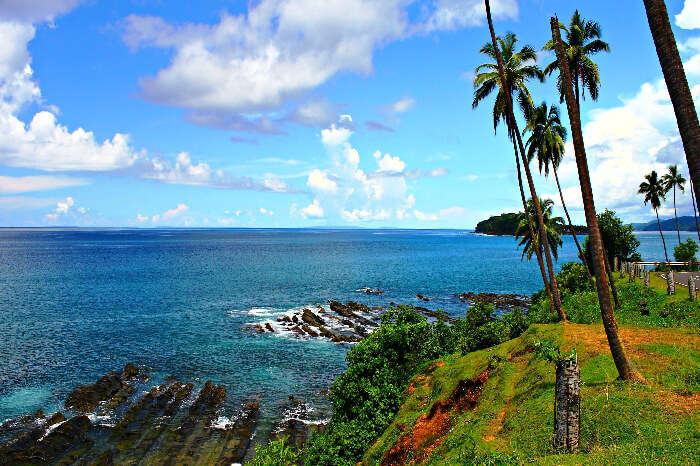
top-left (136, 213), bottom-right (148, 222)
top-left (0, 174), bottom-right (89, 193)
top-left (298, 115), bottom-right (420, 222)
top-left (553, 80), bottom-right (700, 220)
top-left (121, 2), bottom-right (409, 123)
top-left (676, 0), bottom-right (700, 29)
top-left (45, 196), bottom-right (92, 222)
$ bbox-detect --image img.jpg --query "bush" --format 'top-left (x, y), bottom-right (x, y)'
top-left (581, 209), bottom-right (640, 265)
top-left (250, 437), bottom-right (300, 466)
top-left (674, 239), bottom-right (698, 266)
top-left (556, 262), bottom-right (593, 296)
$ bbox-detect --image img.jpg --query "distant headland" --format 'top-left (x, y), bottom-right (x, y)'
top-left (475, 212), bottom-right (588, 236)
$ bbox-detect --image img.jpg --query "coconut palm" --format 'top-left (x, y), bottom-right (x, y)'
top-left (543, 10), bottom-right (610, 110)
top-left (472, 33), bottom-right (565, 314)
top-left (639, 170), bottom-right (669, 262)
top-left (479, 4), bottom-right (566, 320)
top-left (524, 102), bottom-right (592, 279)
top-left (515, 198), bottom-right (564, 262)
top-left (642, 0), bottom-right (700, 227)
top-left (662, 165), bottom-right (686, 244)
top-left (690, 179), bottom-right (700, 242)
top-left (549, 15), bottom-right (639, 381)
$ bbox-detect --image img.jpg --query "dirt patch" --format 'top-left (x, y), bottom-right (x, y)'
top-left (508, 345), bottom-right (534, 361)
top-left (483, 408), bottom-right (507, 442)
top-left (381, 369), bottom-right (489, 465)
top-left (653, 390), bottom-right (700, 415)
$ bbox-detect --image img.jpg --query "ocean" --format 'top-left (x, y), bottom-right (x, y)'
top-left (0, 227), bottom-right (689, 429)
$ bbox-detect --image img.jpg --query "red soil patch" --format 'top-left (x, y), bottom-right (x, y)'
top-left (483, 408), bottom-right (507, 442)
top-left (381, 369), bottom-right (489, 465)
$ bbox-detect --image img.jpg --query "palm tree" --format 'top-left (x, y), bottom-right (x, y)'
top-left (639, 170), bottom-right (669, 262)
top-left (544, 10), bottom-right (610, 110)
top-left (662, 165), bottom-right (686, 244)
top-left (690, 179), bottom-right (700, 242)
top-left (550, 15), bottom-right (640, 381)
top-left (524, 102), bottom-right (592, 279)
top-left (515, 198), bottom-right (564, 262)
top-left (473, 34), bottom-right (563, 313)
top-left (480, 2), bottom-right (566, 321)
top-left (642, 0), bottom-right (700, 226)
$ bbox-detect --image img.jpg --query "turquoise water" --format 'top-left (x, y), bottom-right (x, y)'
top-left (0, 228), bottom-right (688, 425)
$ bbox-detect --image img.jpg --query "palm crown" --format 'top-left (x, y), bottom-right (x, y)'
top-left (638, 171), bottom-right (666, 210)
top-left (543, 10), bottom-right (610, 103)
top-left (663, 164), bottom-right (686, 194)
top-left (473, 32), bottom-right (544, 139)
top-left (515, 197), bottom-right (564, 261)
top-left (523, 102), bottom-right (567, 176)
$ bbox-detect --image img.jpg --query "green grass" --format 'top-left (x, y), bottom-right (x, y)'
top-left (362, 320), bottom-right (700, 465)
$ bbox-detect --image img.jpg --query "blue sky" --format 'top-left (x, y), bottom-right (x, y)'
top-left (1, 0), bottom-right (699, 228)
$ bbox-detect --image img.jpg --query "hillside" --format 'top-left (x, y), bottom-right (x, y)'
top-left (362, 276), bottom-right (699, 464)
top-left (632, 215), bottom-right (699, 231)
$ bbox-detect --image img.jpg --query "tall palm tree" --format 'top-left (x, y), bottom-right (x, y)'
top-left (515, 198), bottom-right (564, 262)
top-left (642, 0), bottom-right (700, 225)
top-left (550, 15), bottom-right (640, 381)
top-left (524, 102), bottom-right (592, 279)
top-left (662, 164), bottom-right (686, 244)
top-left (481, 2), bottom-right (566, 321)
top-left (690, 179), bottom-right (700, 242)
top-left (544, 10), bottom-right (610, 110)
top-left (639, 170), bottom-right (669, 262)
top-left (473, 34), bottom-right (561, 312)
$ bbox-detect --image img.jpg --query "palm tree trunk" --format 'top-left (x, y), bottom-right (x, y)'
top-left (514, 139), bottom-right (553, 305)
top-left (656, 208), bottom-right (670, 262)
top-left (643, 0), bottom-right (700, 219)
top-left (602, 244), bottom-right (620, 309)
top-left (550, 16), bottom-right (640, 381)
top-left (674, 186), bottom-right (681, 244)
top-left (691, 179), bottom-right (700, 242)
top-left (484, 0), bottom-right (566, 321)
top-left (554, 167), bottom-right (593, 282)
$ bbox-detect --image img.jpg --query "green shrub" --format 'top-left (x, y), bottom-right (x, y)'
top-left (673, 239), bottom-right (698, 266)
top-left (556, 261), bottom-right (593, 296)
top-left (250, 437), bottom-right (300, 466)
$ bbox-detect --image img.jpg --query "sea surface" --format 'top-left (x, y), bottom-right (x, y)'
top-left (0, 228), bottom-right (690, 429)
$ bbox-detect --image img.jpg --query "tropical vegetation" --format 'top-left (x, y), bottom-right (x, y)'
top-left (514, 197), bottom-right (563, 261)
top-left (639, 170), bottom-right (670, 262)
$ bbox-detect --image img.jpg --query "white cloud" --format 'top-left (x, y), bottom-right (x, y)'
top-left (259, 207), bottom-right (275, 215)
top-left (136, 213), bottom-right (148, 222)
top-left (321, 122), bottom-right (354, 146)
top-left (151, 203), bottom-right (188, 223)
top-left (299, 199), bottom-right (324, 218)
top-left (307, 168), bottom-right (338, 193)
top-left (121, 1), bottom-right (409, 117)
top-left (553, 80), bottom-right (700, 220)
top-left (676, 0), bottom-right (700, 29)
top-left (45, 196), bottom-right (92, 222)
top-left (0, 0), bottom-right (81, 23)
top-left (425, 0), bottom-right (518, 31)
top-left (0, 175), bottom-right (89, 193)
top-left (0, 196), bottom-right (58, 211)
top-left (374, 151), bottom-right (406, 172)
top-left (389, 97), bottom-right (415, 114)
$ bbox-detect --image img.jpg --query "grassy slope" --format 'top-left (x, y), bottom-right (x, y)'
top-left (363, 276), bottom-right (699, 465)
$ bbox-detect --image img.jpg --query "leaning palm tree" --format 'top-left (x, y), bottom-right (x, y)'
top-left (524, 102), bottom-right (592, 279)
top-left (550, 15), bottom-right (640, 381)
top-left (515, 198), bottom-right (564, 262)
top-left (639, 170), bottom-right (669, 262)
top-left (479, 5), bottom-right (566, 321)
top-left (543, 10), bottom-right (610, 110)
top-left (642, 0), bottom-right (700, 226)
top-left (690, 179), bottom-right (700, 242)
top-left (662, 164), bottom-right (686, 244)
top-left (473, 34), bottom-right (565, 314)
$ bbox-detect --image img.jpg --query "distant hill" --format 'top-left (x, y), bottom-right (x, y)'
top-left (475, 212), bottom-right (587, 236)
top-left (632, 215), bottom-right (699, 231)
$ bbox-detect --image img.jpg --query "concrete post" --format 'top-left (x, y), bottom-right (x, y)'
top-left (620, 262), bottom-right (626, 279)
top-left (644, 269), bottom-right (650, 289)
top-left (554, 357), bottom-right (580, 453)
top-left (667, 270), bottom-right (675, 295)
top-left (689, 276), bottom-right (697, 301)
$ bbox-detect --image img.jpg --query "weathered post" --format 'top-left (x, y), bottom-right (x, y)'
top-left (620, 262), bottom-right (626, 279)
top-left (644, 269), bottom-right (650, 289)
top-left (614, 257), bottom-right (619, 272)
top-left (554, 356), bottom-right (581, 453)
top-left (667, 270), bottom-right (675, 295)
top-left (628, 263), bottom-right (635, 283)
top-left (689, 276), bottom-right (696, 301)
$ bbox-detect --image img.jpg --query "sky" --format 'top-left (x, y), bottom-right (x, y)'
top-left (1, 0), bottom-right (700, 228)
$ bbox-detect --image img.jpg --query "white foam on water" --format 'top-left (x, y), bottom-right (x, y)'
top-left (211, 415), bottom-right (235, 430)
top-left (247, 308), bottom-right (278, 317)
top-left (37, 418), bottom-right (67, 442)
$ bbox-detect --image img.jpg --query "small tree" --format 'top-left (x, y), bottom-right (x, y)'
top-left (581, 209), bottom-right (641, 265)
top-left (674, 239), bottom-right (698, 269)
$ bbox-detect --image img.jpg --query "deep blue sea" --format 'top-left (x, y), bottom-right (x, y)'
top-left (0, 228), bottom-right (689, 428)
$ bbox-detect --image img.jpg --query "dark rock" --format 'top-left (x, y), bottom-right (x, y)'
top-left (454, 292), bottom-right (531, 310)
top-left (416, 293), bottom-right (430, 301)
top-left (47, 412), bottom-right (66, 426)
top-left (250, 323), bottom-right (266, 334)
top-left (302, 308), bottom-right (326, 327)
top-left (292, 315), bottom-right (299, 323)
top-left (265, 323), bottom-right (275, 333)
top-left (301, 325), bottom-right (319, 337)
top-left (65, 372), bottom-right (123, 413)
